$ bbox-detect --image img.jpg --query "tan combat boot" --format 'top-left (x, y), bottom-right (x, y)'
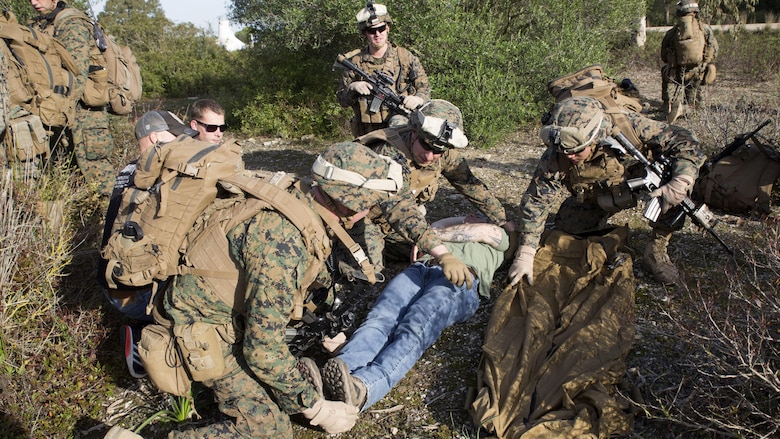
top-left (323, 357), bottom-right (367, 410)
top-left (643, 231), bottom-right (681, 285)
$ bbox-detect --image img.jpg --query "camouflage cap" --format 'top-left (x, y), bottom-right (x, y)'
top-left (539, 96), bottom-right (606, 155)
top-left (410, 99), bottom-right (468, 152)
top-left (676, 0), bottom-right (699, 14)
top-left (357, 2), bottom-right (393, 31)
top-left (312, 142), bottom-right (403, 212)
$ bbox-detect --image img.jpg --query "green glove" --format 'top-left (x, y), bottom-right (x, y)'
top-left (437, 253), bottom-right (473, 290)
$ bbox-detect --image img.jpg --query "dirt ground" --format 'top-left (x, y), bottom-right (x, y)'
top-left (101, 61), bottom-right (780, 438)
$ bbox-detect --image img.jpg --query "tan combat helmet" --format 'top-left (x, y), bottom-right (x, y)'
top-left (312, 141), bottom-right (403, 212)
top-left (409, 99), bottom-right (469, 153)
top-left (676, 0), bottom-right (699, 15)
top-left (539, 96), bottom-right (608, 155)
top-left (356, 2), bottom-right (393, 31)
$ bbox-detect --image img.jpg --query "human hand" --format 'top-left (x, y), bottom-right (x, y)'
top-left (403, 95), bottom-right (424, 110)
top-left (438, 253), bottom-right (473, 290)
top-left (508, 245), bottom-right (536, 286)
top-left (348, 81), bottom-right (372, 95)
top-left (649, 174), bottom-right (694, 213)
top-left (302, 398), bottom-right (359, 434)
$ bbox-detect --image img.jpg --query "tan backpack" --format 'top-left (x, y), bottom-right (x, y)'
top-left (696, 136), bottom-right (780, 215)
top-left (0, 10), bottom-right (79, 127)
top-left (53, 7), bottom-right (143, 115)
top-left (546, 64), bottom-right (644, 147)
top-left (102, 136), bottom-right (245, 293)
top-left (673, 15), bottom-right (705, 67)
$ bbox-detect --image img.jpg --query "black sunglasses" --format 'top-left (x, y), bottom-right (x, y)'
top-left (365, 24), bottom-right (387, 35)
top-left (195, 120), bottom-right (228, 132)
top-left (418, 137), bottom-right (447, 154)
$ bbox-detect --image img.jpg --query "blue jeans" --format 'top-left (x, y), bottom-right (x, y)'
top-left (102, 287), bottom-right (154, 323)
top-left (337, 263), bottom-right (480, 410)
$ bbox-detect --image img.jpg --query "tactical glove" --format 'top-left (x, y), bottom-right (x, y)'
top-left (649, 174), bottom-right (694, 213)
top-left (438, 253), bottom-right (473, 290)
top-left (508, 245), bottom-right (536, 286)
top-left (302, 398), bottom-right (359, 434)
top-left (348, 81), bottom-right (372, 96)
top-left (403, 95), bottom-right (424, 110)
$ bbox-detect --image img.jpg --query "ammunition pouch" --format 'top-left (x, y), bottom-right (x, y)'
top-left (173, 322), bottom-right (231, 382)
top-left (137, 323), bottom-right (192, 396)
top-left (596, 183), bottom-right (636, 213)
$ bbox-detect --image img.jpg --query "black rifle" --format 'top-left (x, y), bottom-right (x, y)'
top-left (616, 132), bottom-right (734, 255)
top-left (707, 119), bottom-right (771, 166)
top-left (286, 296), bottom-right (356, 357)
top-left (336, 53), bottom-right (409, 117)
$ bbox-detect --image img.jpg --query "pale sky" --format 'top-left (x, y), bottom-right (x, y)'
top-left (92, 0), bottom-right (239, 32)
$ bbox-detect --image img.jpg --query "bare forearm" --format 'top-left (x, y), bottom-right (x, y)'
top-left (433, 223), bottom-right (504, 248)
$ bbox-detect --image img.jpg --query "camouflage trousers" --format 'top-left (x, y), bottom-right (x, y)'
top-left (49, 105), bottom-right (116, 194)
top-left (168, 345), bottom-right (294, 439)
top-left (661, 65), bottom-right (704, 108)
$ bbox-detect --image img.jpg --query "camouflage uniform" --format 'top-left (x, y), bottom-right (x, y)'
top-left (518, 96), bottom-right (705, 283)
top-left (35, 2), bottom-right (115, 194)
top-left (660, 1), bottom-right (718, 111)
top-left (336, 3), bottom-right (430, 137)
top-left (354, 100), bottom-right (509, 271)
top-left (162, 142), bottom-right (396, 438)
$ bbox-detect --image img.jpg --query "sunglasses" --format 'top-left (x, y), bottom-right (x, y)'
top-left (195, 120), bottom-right (228, 133)
top-left (418, 137), bottom-right (447, 154)
top-left (365, 24), bottom-right (387, 35)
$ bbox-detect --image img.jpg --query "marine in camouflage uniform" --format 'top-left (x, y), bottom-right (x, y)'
top-left (351, 99), bottom-right (513, 274)
top-left (336, 2), bottom-right (430, 136)
top-left (161, 143), bottom-right (407, 438)
top-left (509, 96), bottom-right (705, 286)
top-left (660, 0), bottom-right (718, 119)
top-left (31, 0), bottom-right (115, 194)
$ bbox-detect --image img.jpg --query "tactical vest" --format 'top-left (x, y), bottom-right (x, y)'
top-left (559, 146), bottom-right (635, 212)
top-left (356, 127), bottom-right (442, 204)
top-left (673, 15), bottom-right (706, 67)
top-left (345, 45), bottom-right (414, 124)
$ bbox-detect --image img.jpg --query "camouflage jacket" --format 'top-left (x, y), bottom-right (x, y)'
top-left (163, 187), bottom-right (331, 414)
top-left (33, 3), bottom-right (90, 102)
top-left (361, 126), bottom-right (508, 252)
top-left (518, 111), bottom-right (705, 248)
top-left (336, 44), bottom-right (430, 125)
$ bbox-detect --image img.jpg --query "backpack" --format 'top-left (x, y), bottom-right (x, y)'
top-left (53, 7), bottom-right (142, 115)
top-left (0, 10), bottom-right (79, 127)
top-left (673, 15), bottom-right (705, 67)
top-left (546, 64), bottom-right (645, 147)
top-left (695, 136), bottom-right (780, 215)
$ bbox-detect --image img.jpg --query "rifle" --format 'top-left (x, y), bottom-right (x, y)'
top-left (286, 295), bottom-right (357, 357)
top-left (707, 119), bottom-right (771, 166)
top-left (336, 53), bottom-right (409, 117)
top-left (616, 132), bottom-right (734, 256)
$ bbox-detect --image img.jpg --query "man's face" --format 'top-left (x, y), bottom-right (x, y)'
top-left (29, 0), bottom-right (56, 14)
top-left (410, 132), bottom-right (444, 166)
top-left (363, 23), bottom-right (389, 50)
top-left (190, 109), bottom-right (226, 143)
top-left (563, 146), bottom-right (593, 165)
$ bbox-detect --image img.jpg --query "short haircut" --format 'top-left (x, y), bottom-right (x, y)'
top-left (189, 99), bottom-right (225, 121)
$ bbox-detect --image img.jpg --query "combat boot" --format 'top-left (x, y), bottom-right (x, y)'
top-left (323, 357), bottom-right (367, 410)
top-left (643, 231), bottom-right (681, 285)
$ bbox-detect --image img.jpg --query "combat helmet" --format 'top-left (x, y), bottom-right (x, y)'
top-left (409, 99), bottom-right (469, 153)
top-left (676, 0), bottom-right (699, 15)
top-left (312, 142), bottom-right (403, 212)
top-left (357, 2), bottom-right (393, 31)
top-left (539, 96), bottom-right (607, 155)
